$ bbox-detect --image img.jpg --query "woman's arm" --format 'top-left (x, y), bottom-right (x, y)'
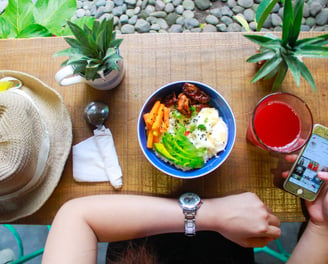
top-left (283, 155), bottom-right (328, 264)
top-left (42, 193), bottom-right (281, 264)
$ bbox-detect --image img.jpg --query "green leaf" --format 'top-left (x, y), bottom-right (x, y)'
top-left (283, 55), bottom-right (301, 87)
top-left (294, 45), bottom-right (328, 58)
top-left (0, 0), bottom-right (35, 37)
top-left (251, 56), bottom-right (283, 83)
top-left (272, 62), bottom-right (288, 90)
top-left (256, 0), bottom-right (279, 31)
top-left (59, 16), bottom-right (95, 36)
top-left (282, 0), bottom-right (294, 45)
top-left (299, 61), bottom-right (317, 92)
top-left (85, 64), bottom-right (99, 80)
top-left (16, 24), bottom-right (53, 38)
top-left (0, 17), bottom-right (12, 38)
top-left (244, 34), bottom-right (282, 49)
top-left (233, 14), bottom-right (251, 32)
top-left (33, 0), bottom-right (76, 36)
top-left (296, 34), bottom-right (328, 47)
top-left (289, 0), bottom-right (304, 46)
top-left (247, 49), bottom-right (276, 63)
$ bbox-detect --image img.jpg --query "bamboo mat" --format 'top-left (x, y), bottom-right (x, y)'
top-left (1, 32), bottom-right (328, 224)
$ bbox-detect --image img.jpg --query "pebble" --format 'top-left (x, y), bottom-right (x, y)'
top-left (0, 0), bottom-right (326, 35)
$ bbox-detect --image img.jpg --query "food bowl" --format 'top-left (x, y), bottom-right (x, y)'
top-left (137, 81), bottom-right (236, 178)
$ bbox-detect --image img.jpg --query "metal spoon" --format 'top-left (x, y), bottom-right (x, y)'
top-left (83, 101), bottom-right (109, 130)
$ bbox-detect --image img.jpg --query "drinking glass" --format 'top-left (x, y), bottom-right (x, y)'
top-left (246, 92), bottom-right (313, 153)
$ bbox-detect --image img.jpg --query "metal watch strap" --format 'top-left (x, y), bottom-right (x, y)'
top-left (184, 210), bottom-right (196, 236)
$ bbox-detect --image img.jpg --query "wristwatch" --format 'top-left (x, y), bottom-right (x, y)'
top-left (179, 192), bottom-right (203, 237)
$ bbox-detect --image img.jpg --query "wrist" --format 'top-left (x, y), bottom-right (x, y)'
top-left (307, 220), bottom-right (328, 237)
top-left (196, 198), bottom-right (224, 232)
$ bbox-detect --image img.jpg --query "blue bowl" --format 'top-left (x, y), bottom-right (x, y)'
top-left (137, 81), bottom-right (236, 179)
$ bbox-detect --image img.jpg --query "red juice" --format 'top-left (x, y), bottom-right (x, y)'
top-left (254, 102), bottom-right (301, 149)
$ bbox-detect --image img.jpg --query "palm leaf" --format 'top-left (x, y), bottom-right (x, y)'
top-left (272, 62), bottom-right (288, 90)
top-left (256, 0), bottom-right (279, 31)
top-left (294, 45), bottom-right (328, 58)
top-left (283, 55), bottom-right (301, 87)
top-left (247, 49), bottom-right (276, 63)
top-left (289, 0), bottom-right (304, 46)
top-left (251, 56), bottom-right (283, 83)
top-left (282, 0), bottom-right (294, 45)
top-left (299, 61), bottom-right (317, 92)
top-left (296, 34), bottom-right (328, 47)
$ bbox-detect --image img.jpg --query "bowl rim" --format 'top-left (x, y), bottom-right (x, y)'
top-left (137, 80), bottom-right (236, 179)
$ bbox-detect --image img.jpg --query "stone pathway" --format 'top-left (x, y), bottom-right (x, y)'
top-left (75, 0), bottom-right (328, 33)
top-left (0, 0), bottom-right (328, 33)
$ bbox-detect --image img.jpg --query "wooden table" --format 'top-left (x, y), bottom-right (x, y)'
top-left (1, 32), bottom-right (328, 224)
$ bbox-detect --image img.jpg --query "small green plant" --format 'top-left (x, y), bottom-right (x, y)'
top-left (0, 0), bottom-right (76, 38)
top-left (53, 18), bottom-right (123, 81)
top-left (242, 0), bottom-right (328, 91)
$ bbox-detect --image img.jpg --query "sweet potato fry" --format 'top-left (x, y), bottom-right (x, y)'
top-left (147, 129), bottom-right (154, 148)
top-left (152, 103), bottom-right (164, 131)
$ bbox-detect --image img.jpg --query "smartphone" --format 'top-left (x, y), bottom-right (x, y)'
top-left (283, 124), bottom-right (328, 201)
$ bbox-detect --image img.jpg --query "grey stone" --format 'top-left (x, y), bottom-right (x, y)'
top-left (228, 0), bottom-right (237, 8)
top-left (210, 8), bottom-right (222, 18)
top-left (129, 15), bottom-right (138, 24)
top-left (316, 8), bottom-right (328, 25)
top-left (145, 4), bottom-right (156, 14)
top-left (176, 16), bottom-right (185, 25)
top-left (76, 8), bottom-right (86, 18)
top-left (175, 5), bottom-right (184, 14)
top-left (206, 14), bottom-right (219, 24)
top-left (195, 0), bottom-right (211, 10)
top-left (238, 0), bottom-right (253, 9)
top-left (173, 0), bottom-right (183, 6)
top-left (183, 10), bottom-right (195, 18)
top-left (125, 0), bottom-right (137, 5)
top-left (216, 23), bottom-right (227, 31)
top-left (227, 22), bottom-right (242, 31)
top-left (96, 0), bottom-right (107, 7)
top-left (243, 8), bottom-right (254, 21)
top-left (169, 24), bottom-right (184, 32)
top-left (112, 6), bottom-right (124, 16)
top-left (183, 0), bottom-right (195, 10)
top-left (150, 23), bottom-right (161, 30)
top-left (156, 0), bottom-right (165, 10)
top-left (303, 3), bottom-right (310, 17)
top-left (135, 19), bottom-right (151, 32)
top-left (301, 25), bottom-right (311, 31)
top-left (221, 15), bottom-right (233, 25)
top-left (121, 24), bottom-right (136, 33)
top-left (120, 14), bottom-right (129, 23)
top-left (203, 24), bottom-right (217, 31)
top-left (310, 2), bottom-right (322, 16)
top-left (232, 6), bottom-right (244, 14)
top-left (157, 18), bottom-right (169, 29)
top-left (221, 6), bottom-right (233, 16)
top-left (306, 17), bottom-right (316, 27)
top-left (272, 3), bottom-right (280, 13)
top-left (165, 3), bottom-right (175, 12)
top-left (114, 0), bottom-right (124, 5)
top-left (166, 13), bottom-right (179, 25)
top-left (150, 11), bottom-right (167, 17)
top-left (249, 21), bottom-right (257, 30)
top-left (271, 13), bottom-right (282, 26)
top-left (184, 17), bottom-right (200, 28)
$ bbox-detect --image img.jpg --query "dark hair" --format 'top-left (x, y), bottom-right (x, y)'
top-left (106, 239), bottom-right (158, 264)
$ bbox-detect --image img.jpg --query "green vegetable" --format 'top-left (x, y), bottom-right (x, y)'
top-left (155, 130), bottom-right (206, 169)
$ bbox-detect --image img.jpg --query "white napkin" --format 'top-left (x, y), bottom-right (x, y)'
top-left (73, 126), bottom-right (123, 189)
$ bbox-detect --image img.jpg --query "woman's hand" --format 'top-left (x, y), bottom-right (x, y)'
top-left (282, 155), bottom-right (328, 226)
top-left (199, 192), bottom-right (281, 248)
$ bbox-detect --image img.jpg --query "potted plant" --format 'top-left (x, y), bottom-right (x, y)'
top-left (240, 0), bottom-right (328, 91)
top-left (54, 17), bottom-right (124, 90)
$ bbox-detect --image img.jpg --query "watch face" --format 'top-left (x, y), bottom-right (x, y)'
top-left (180, 193), bottom-right (201, 210)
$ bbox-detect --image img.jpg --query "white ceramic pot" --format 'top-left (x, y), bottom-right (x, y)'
top-left (55, 59), bottom-right (125, 91)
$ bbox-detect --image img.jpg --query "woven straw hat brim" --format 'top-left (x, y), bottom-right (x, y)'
top-left (0, 70), bottom-right (72, 223)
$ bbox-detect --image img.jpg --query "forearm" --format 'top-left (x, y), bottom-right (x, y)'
top-left (287, 221), bottom-right (328, 264)
top-left (42, 195), bottom-right (186, 264)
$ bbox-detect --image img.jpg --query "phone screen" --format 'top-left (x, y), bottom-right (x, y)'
top-left (288, 133), bottom-right (328, 193)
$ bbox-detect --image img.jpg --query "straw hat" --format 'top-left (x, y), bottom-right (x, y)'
top-left (0, 70), bottom-right (72, 222)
